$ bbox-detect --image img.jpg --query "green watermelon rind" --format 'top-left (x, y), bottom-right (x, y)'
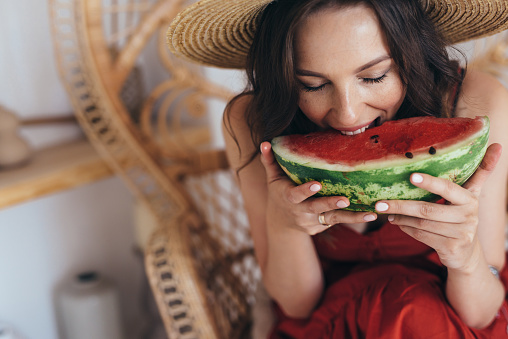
top-left (272, 117), bottom-right (490, 212)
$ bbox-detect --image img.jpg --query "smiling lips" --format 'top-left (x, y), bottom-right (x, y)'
top-left (338, 118), bottom-right (378, 135)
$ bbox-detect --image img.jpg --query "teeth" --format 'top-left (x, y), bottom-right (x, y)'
top-left (340, 126), bottom-right (366, 135)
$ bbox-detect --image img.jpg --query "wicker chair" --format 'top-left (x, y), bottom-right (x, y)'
top-left (49, 0), bottom-right (508, 338)
top-left (50, 0), bottom-right (261, 338)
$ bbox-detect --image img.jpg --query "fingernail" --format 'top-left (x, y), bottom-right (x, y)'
top-left (337, 200), bottom-right (348, 208)
top-left (375, 202), bottom-right (389, 212)
top-left (364, 214), bottom-right (376, 222)
top-left (388, 215), bottom-right (395, 222)
top-left (412, 173), bottom-right (423, 183)
top-left (310, 184), bottom-right (321, 192)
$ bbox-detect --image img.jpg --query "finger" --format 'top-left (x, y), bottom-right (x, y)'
top-left (260, 142), bottom-right (326, 204)
top-left (388, 213), bottom-right (460, 239)
top-left (408, 143), bottom-right (503, 205)
top-left (285, 181), bottom-right (325, 204)
top-left (324, 209), bottom-right (378, 225)
top-left (260, 141), bottom-right (286, 183)
top-left (462, 143), bottom-right (502, 195)
top-left (408, 173), bottom-right (473, 206)
top-left (375, 200), bottom-right (465, 224)
top-left (302, 196), bottom-right (350, 214)
top-left (397, 224), bottom-right (454, 249)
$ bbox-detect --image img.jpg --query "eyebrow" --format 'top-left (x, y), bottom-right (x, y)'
top-left (355, 55), bottom-right (391, 73)
top-left (296, 55), bottom-right (391, 77)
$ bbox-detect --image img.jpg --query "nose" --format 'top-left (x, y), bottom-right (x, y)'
top-left (331, 85), bottom-right (360, 126)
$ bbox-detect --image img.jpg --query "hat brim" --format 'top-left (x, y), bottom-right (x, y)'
top-left (168, 0), bottom-right (508, 69)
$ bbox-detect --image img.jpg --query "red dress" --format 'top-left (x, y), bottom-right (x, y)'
top-left (269, 221), bottom-right (508, 338)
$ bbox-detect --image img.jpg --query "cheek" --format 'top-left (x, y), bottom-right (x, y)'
top-left (372, 81), bottom-right (405, 113)
top-left (298, 94), bottom-right (328, 123)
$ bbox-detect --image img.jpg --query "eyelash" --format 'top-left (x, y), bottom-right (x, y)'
top-left (302, 74), bottom-right (388, 92)
top-left (362, 74), bottom-right (387, 84)
top-left (303, 84), bottom-right (326, 92)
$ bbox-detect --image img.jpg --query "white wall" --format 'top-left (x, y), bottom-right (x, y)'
top-left (0, 179), bottom-right (141, 339)
top-left (0, 1), bottom-right (144, 338)
top-left (204, 67), bottom-right (247, 148)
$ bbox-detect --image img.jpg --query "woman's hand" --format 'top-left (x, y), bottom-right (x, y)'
top-left (375, 143), bottom-right (503, 272)
top-left (260, 141), bottom-right (377, 235)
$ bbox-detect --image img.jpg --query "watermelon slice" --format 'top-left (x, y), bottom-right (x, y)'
top-left (271, 116), bottom-right (490, 212)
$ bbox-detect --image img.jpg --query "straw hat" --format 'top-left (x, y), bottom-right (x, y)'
top-left (167, 0), bottom-right (508, 68)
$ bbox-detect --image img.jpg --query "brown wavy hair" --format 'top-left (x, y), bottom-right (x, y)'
top-left (224, 0), bottom-right (465, 169)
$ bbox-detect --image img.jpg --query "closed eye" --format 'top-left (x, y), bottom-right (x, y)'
top-left (302, 83), bottom-right (327, 92)
top-left (362, 73), bottom-right (387, 84)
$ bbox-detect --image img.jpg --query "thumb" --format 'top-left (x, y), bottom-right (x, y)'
top-left (462, 143), bottom-right (502, 195)
top-left (260, 141), bottom-right (286, 183)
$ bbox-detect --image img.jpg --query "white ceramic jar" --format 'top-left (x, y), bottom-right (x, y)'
top-left (55, 271), bottom-right (124, 339)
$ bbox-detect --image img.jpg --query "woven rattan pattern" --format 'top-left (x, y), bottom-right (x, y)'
top-left (185, 170), bottom-right (260, 338)
top-left (49, 0), bottom-right (256, 338)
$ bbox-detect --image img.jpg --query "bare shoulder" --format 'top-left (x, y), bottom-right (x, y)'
top-left (222, 94), bottom-right (257, 170)
top-left (457, 69), bottom-right (508, 148)
top-left (457, 69), bottom-right (508, 123)
top-left (223, 93), bottom-right (253, 130)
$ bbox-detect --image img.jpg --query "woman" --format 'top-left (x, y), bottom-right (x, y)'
top-left (168, 0), bottom-right (508, 337)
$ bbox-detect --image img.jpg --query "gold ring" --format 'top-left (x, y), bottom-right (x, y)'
top-left (318, 213), bottom-right (332, 227)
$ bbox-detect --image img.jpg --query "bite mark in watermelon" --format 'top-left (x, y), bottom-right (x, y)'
top-left (271, 116), bottom-right (490, 212)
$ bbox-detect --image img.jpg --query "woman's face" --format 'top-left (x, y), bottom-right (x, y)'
top-left (294, 4), bottom-right (405, 135)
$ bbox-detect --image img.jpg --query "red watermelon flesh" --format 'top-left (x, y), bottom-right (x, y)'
top-left (283, 116), bottom-right (484, 166)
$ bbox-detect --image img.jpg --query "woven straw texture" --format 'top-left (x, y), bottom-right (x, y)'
top-left (168, 0), bottom-right (508, 68)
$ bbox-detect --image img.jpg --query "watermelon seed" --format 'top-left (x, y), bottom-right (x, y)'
top-left (370, 135), bottom-right (379, 143)
top-left (429, 146), bottom-right (436, 155)
top-left (405, 152), bottom-right (413, 159)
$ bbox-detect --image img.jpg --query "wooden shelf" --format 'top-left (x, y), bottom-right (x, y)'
top-left (0, 139), bottom-right (114, 209)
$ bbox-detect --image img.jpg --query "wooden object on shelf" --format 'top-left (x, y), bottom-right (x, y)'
top-left (21, 115), bottom-right (77, 126)
top-left (0, 139), bottom-right (113, 209)
top-left (0, 105), bottom-right (33, 167)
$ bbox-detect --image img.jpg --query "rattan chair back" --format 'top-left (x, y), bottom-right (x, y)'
top-left (50, 0), bottom-right (259, 338)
